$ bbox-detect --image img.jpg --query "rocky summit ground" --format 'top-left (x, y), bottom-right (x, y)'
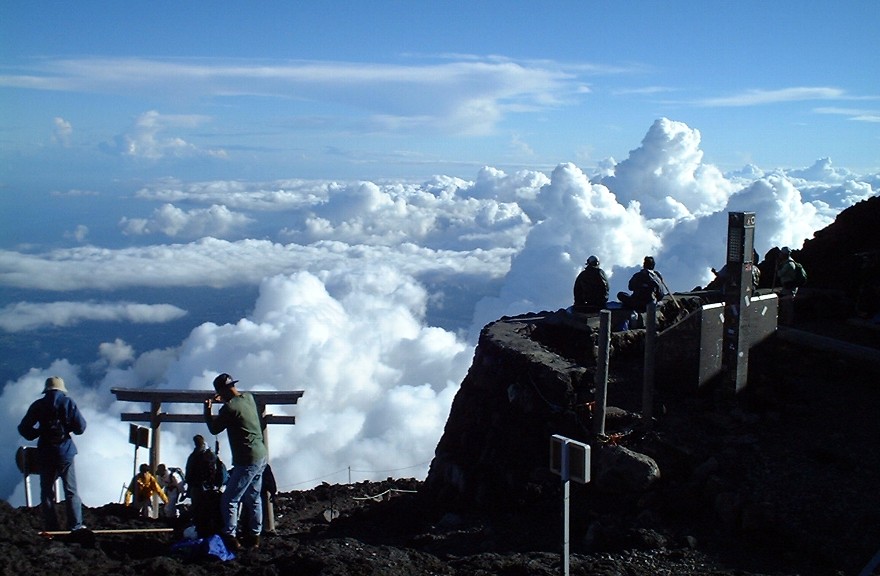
top-left (0, 309), bottom-right (878, 576)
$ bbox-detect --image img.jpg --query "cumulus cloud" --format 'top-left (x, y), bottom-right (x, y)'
top-left (64, 224), bottom-right (89, 243)
top-left (108, 110), bottom-right (227, 160)
top-left (601, 118), bottom-right (738, 220)
top-left (2, 117), bottom-right (878, 507)
top-left (51, 116), bottom-right (72, 146)
top-left (97, 339), bottom-right (136, 367)
top-left (120, 203), bottom-right (253, 238)
top-left (0, 301), bottom-right (187, 332)
top-left (2, 268), bottom-right (472, 505)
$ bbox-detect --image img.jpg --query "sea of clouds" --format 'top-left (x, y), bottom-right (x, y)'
top-left (1, 118), bottom-right (877, 507)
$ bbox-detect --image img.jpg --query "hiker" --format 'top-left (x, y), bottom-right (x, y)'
top-left (17, 376), bottom-right (88, 532)
top-left (155, 463), bottom-right (184, 518)
top-left (774, 247), bottom-right (804, 297)
top-left (774, 246), bottom-right (806, 325)
top-left (573, 255), bottom-right (609, 311)
top-left (125, 463), bottom-right (168, 518)
top-left (617, 256), bottom-right (666, 313)
top-left (185, 434), bottom-right (224, 537)
top-left (205, 373), bottom-right (268, 550)
top-left (708, 249), bottom-right (761, 293)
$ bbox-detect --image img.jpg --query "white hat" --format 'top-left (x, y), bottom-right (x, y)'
top-left (44, 376), bottom-right (67, 393)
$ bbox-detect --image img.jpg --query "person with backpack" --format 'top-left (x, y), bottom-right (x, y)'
top-left (775, 246), bottom-right (807, 295)
top-left (155, 463), bottom-right (184, 518)
top-left (185, 434), bottom-right (225, 537)
top-left (617, 256), bottom-right (667, 313)
top-left (18, 376), bottom-right (88, 532)
top-left (204, 373), bottom-right (267, 550)
top-left (573, 255), bottom-right (609, 311)
top-left (774, 246), bottom-right (806, 325)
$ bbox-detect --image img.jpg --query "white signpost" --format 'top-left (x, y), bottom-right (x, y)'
top-left (550, 434), bottom-right (591, 576)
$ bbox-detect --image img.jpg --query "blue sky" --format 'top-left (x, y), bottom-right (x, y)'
top-left (2, 0), bottom-right (878, 188)
top-left (1, 1), bottom-right (879, 506)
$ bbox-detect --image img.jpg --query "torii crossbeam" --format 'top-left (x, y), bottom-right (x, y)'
top-left (110, 387), bottom-right (304, 530)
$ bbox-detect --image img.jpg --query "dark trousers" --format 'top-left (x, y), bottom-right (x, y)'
top-left (40, 458), bottom-right (83, 531)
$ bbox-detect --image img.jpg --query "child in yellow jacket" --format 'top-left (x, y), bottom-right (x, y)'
top-left (125, 464), bottom-right (168, 518)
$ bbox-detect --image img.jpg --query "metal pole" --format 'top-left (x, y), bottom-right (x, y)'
top-left (643, 301), bottom-right (657, 426)
top-left (592, 310), bottom-right (611, 436)
top-left (560, 441), bottom-right (570, 576)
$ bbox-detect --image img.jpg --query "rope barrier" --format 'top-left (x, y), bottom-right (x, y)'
top-left (277, 460), bottom-right (431, 492)
top-left (352, 488), bottom-right (418, 502)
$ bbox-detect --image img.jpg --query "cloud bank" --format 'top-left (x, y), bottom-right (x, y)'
top-left (0, 301), bottom-right (187, 332)
top-left (1, 118), bottom-right (877, 507)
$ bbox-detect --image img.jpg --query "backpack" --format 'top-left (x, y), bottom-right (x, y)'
top-left (201, 449), bottom-right (228, 491)
top-left (792, 261), bottom-right (808, 288)
top-left (212, 456), bottom-right (229, 490)
top-left (42, 402), bottom-right (67, 446)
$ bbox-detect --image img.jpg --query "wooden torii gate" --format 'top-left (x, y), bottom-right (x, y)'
top-left (110, 387), bottom-right (304, 531)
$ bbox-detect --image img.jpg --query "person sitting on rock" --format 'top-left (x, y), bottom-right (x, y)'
top-left (617, 256), bottom-right (666, 313)
top-left (573, 255), bottom-right (609, 312)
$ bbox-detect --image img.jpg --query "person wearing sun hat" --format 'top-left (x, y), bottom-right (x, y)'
top-left (18, 376), bottom-right (88, 532)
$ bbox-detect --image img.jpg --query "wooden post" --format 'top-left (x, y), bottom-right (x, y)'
top-left (642, 301), bottom-right (656, 426)
top-left (258, 400), bottom-right (276, 533)
top-left (592, 310), bottom-right (611, 437)
top-left (150, 401), bottom-right (161, 518)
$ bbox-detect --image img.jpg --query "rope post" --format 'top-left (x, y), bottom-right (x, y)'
top-left (642, 300), bottom-right (657, 427)
top-left (592, 310), bottom-right (611, 437)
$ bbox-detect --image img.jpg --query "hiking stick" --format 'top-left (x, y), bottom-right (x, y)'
top-left (658, 276), bottom-right (681, 309)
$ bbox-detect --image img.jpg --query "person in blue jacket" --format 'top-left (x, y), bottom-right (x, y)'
top-left (18, 376), bottom-right (87, 532)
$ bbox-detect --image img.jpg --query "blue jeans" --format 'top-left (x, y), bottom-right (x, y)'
top-left (40, 458), bottom-right (84, 531)
top-left (220, 457), bottom-right (266, 537)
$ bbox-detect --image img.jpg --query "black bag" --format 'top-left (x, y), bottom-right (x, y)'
top-left (792, 261), bottom-right (808, 287)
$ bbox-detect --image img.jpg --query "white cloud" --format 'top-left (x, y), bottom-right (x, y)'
top-left (3, 268), bottom-right (472, 505)
top-left (2, 117), bottom-right (878, 507)
top-left (52, 117), bottom-right (72, 146)
top-left (1, 56), bottom-right (600, 136)
top-left (64, 224), bottom-right (89, 243)
top-left (111, 110), bottom-right (227, 160)
top-left (813, 107), bottom-right (880, 123)
top-left (97, 339), bottom-right (136, 367)
top-left (698, 87), bottom-right (847, 107)
top-left (120, 203), bottom-right (253, 238)
top-left (0, 301), bottom-right (187, 332)
top-left (601, 118), bottom-right (738, 220)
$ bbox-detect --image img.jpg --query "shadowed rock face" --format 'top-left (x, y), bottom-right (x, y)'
top-left (421, 197), bottom-right (880, 574)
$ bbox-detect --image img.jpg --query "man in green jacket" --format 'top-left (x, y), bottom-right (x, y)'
top-left (205, 373), bottom-right (267, 550)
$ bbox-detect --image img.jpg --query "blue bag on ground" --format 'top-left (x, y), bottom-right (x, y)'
top-left (170, 533), bottom-right (236, 562)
